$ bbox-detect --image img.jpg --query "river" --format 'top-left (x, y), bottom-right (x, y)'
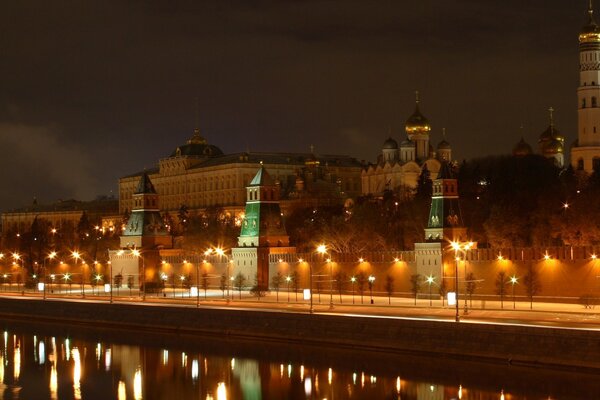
top-left (0, 321), bottom-right (598, 399)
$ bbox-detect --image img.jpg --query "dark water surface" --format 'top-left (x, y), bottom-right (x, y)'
top-left (0, 320), bottom-right (598, 399)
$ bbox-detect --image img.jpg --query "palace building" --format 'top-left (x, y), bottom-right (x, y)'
top-left (119, 128), bottom-right (363, 218)
top-left (361, 94), bottom-right (450, 197)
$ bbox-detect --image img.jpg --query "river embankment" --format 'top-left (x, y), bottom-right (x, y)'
top-left (0, 297), bottom-right (597, 371)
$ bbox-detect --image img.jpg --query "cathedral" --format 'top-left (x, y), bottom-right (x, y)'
top-left (512, 107), bottom-right (565, 168)
top-left (361, 94), bottom-right (451, 197)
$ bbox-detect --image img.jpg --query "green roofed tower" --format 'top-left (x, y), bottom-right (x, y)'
top-left (120, 172), bottom-right (172, 249)
top-left (424, 162), bottom-right (467, 242)
top-left (232, 165), bottom-right (294, 290)
top-left (238, 165), bottom-right (290, 247)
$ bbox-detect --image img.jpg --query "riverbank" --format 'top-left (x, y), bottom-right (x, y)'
top-left (0, 297), bottom-right (598, 371)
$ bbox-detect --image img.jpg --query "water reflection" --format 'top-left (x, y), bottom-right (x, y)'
top-left (0, 326), bottom-right (597, 399)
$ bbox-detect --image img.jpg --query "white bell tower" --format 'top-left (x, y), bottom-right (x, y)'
top-left (572, 1), bottom-right (600, 173)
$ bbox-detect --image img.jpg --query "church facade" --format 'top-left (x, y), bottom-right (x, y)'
top-left (361, 95), bottom-right (450, 197)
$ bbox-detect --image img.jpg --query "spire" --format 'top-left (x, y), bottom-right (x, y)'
top-left (415, 90), bottom-right (420, 104)
top-left (549, 107), bottom-right (555, 128)
top-left (186, 96), bottom-right (207, 145)
top-left (442, 127), bottom-right (446, 139)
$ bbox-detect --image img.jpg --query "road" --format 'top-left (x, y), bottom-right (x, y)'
top-left (3, 287), bottom-right (600, 331)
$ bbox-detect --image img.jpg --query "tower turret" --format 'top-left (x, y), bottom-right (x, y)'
top-left (424, 162), bottom-right (467, 242)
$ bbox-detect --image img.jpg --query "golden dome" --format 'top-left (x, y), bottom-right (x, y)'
top-left (581, 3), bottom-right (600, 42)
top-left (512, 137), bottom-right (533, 157)
top-left (542, 138), bottom-right (564, 155)
top-left (405, 103), bottom-right (431, 135)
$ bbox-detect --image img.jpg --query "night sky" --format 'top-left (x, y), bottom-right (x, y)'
top-left (0, 1), bottom-right (590, 211)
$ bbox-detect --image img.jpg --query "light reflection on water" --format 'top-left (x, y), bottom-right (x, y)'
top-left (0, 327), bottom-right (597, 399)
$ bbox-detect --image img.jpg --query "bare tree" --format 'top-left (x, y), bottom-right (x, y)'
top-left (250, 274), bottom-right (268, 300)
top-left (201, 272), bottom-right (209, 299)
top-left (233, 272), bottom-right (246, 299)
top-left (291, 271), bottom-right (299, 301)
top-left (465, 272), bottom-right (477, 307)
top-left (410, 274), bottom-right (421, 305)
top-left (385, 275), bottom-right (395, 305)
top-left (356, 272), bottom-right (367, 304)
top-left (219, 273), bottom-right (226, 298)
top-left (271, 272), bottom-right (284, 302)
top-left (523, 264), bottom-right (542, 310)
top-left (334, 271), bottom-right (346, 303)
top-left (495, 271), bottom-right (508, 309)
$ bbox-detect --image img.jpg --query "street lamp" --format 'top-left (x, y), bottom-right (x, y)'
top-left (286, 276), bottom-right (291, 302)
top-left (316, 244), bottom-right (333, 310)
top-left (214, 247), bottom-right (231, 303)
top-left (43, 251), bottom-right (57, 299)
top-left (426, 275), bottom-right (435, 306)
top-left (132, 249), bottom-right (145, 301)
top-left (450, 241), bottom-right (473, 322)
top-left (12, 253), bottom-right (21, 292)
top-left (72, 251), bottom-right (84, 297)
top-left (368, 275), bottom-right (375, 304)
top-left (510, 275), bottom-right (518, 309)
top-left (350, 276), bottom-right (356, 304)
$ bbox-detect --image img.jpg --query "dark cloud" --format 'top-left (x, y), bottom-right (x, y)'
top-left (0, 0), bottom-right (591, 210)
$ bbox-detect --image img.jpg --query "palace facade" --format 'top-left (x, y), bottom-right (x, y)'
top-left (119, 129), bottom-right (363, 217)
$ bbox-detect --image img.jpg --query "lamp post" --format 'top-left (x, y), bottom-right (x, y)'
top-left (286, 276), bottom-right (291, 302)
top-left (316, 244), bottom-right (333, 310)
top-left (196, 260), bottom-right (200, 307)
top-left (368, 275), bottom-right (375, 304)
top-left (132, 249), bottom-right (145, 301)
top-left (426, 275), bottom-right (435, 306)
top-left (450, 241), bottom-right (473, 322)
top-left (43, 251), bottom-right (57, 300)
top-left (350, 276), bottom-right (356, 304)
top-left (108, 260), bottom-right (113, 304)
top-left (214, 248), bottom-right (230, 303)
top-left (72, 251), bottom-right (84, 298)
top-left (510, 275), bottom-right (518, 309)
top-left (12, 253), bottom-right (21, 293)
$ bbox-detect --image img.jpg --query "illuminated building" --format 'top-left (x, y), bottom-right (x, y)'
top-left (118, 128), bottom-right (363, 217)
top-left (572, 2), bottom-right (600, 173)
top-left (361, 94), bottom-right (449, 197)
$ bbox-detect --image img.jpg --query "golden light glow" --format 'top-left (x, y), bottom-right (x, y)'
top-left (216, 382), bottom-right (227, 400)
top-left (426, 275), bottom-right (435, 284)
top-left (133, 368), bottom-right (143, 400)
top-left (12, 253), bottom-right (20, 261)
top-left (510, 276), bottom-right (518, 285)
top-left (396, 376), bottom-right (401, 394)
top-left (14, 346), bottom-right (20, 381)
top-left (544, 253), bottom-right (551, 260)
top-left (328, 367), bottom-right (333, 384)
top-left (592, 254), bottom-right (597, 260)
top-left (73, 347), bottom-right (81, 400)
top-left (316, 244), bottom-right (327, 254)
top-left (50, 365), bottom-right (58, 400)
top-left (497, 255), bottom-right (504, 261)
top-left (215, 247), bottom-right (225, 256)
top-left (72, 251), bottom-right (80, 259)
top-left (48, 251), bottom-right (57, 259)
top-left (393, 258), bottom-right (400, 262)
top-left (358, 258), bottom-right (364, 263)
top-left (132, 249), bottom-right (141, 257)
top-left (118, 381), bottom-right (126, 400)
